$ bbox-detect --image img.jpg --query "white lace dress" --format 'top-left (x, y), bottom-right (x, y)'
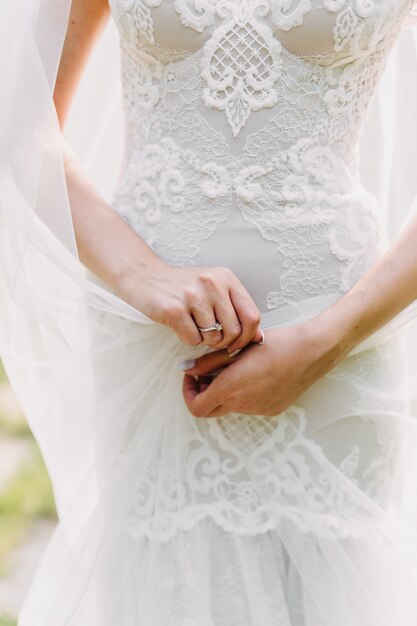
top-left (19, 2), bottom-right (417, 625)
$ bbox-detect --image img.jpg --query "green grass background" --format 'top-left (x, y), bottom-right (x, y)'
top-left (0, 360), bottom-right (57, 625)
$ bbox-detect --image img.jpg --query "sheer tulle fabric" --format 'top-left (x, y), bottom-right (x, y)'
top-left (2, 1), bottom-right (417, 625)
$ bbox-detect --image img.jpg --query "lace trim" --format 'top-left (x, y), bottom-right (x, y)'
top-left (124, 403), bottom-right (402, 543)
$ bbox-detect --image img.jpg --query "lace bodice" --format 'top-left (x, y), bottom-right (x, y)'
top-left (77, 1), bottom-right (417, 574)
top-left (109, 0), bottom-right (414, 315)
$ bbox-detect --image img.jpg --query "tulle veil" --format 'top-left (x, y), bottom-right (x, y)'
top-left (2, 1), bottom-right (417, 624)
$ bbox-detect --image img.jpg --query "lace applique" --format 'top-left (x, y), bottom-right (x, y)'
top-left (114, 126), bottom-right (384, 287)
top-left (111, 0), bottom-right (405, 135)
top-left (107, 0), bottom-right (415, 541)
top-left (270, 0), bottom-right (312, 30)
top-left (201, 2), bottom-right (283, 137)
top-left (334, 8), bottom-right (360, 51)
top-left (111, 0), bottom-right (162, 44)
top-left (320, 339), bottom-right (410, 508)
top-left (324, 0), bottom-right (374, 16)
top-left (125, 405), bottom-right (387, 541)
top-left (338, 446), bottom-right (360, 478)
top-left (114, 136), bottom-right (234, 265)
top-left (173, 0), bottom-right (216, 31)
top-left (238, 136), bottom-right (385, 301)
top-left (111, 19), bottom-right (405, 313)
top-left (121, 46), bottom-right (163, 116)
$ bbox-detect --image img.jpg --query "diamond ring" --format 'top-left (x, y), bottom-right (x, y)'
top-left (197, 321), bottom-right (223, 333)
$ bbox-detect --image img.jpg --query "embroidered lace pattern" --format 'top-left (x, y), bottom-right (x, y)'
top-left (106, 0), bottom-right (415, 541)
top-left (109, 0), bottom-right (413, 310)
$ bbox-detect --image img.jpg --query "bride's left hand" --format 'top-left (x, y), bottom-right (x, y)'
top-left (182, 321), bottom-right (350, 418)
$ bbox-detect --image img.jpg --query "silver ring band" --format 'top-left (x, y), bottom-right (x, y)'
top-left (197, 321), bottom-right (223, 333)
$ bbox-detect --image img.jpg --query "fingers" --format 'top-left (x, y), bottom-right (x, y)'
top-left (189, 276), bottom-right (243, 350)
top-left (190, 306), bottom-right (223, 347)
top-left (197, 375), bottom-right (213, 393)
top-left (190, 272), bottom-right (261, 352)
top-left (212, 296), bottom-right (243, 349)
top-left (226, 286), bottom-right (262, 353)
top-left (169, 309), bottom-right (204, 346)
top-left (182, 347), bottom-right (244, 417)
top-left (182, 275), bottom-right (224, 347)
top-left (159, 267), bottom-right (262, 351)
top-left (182, 374), bottom-right (224, 417)
top-left (182, 373), bottom-right (200, 406)
top-left (183, 348), bottom-right (236, 376)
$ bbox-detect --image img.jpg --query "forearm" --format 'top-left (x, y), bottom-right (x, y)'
top-left (52, 0), bottom-right (167, 309)
top-left (62, 139), bottom-right (166, 300)
top-left (313, 216), bottom-right (417, 355)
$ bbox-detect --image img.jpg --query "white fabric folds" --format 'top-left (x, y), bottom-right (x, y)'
top-left (2, 1), bottom-right (417, 625)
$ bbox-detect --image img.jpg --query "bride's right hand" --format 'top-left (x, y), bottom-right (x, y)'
top-left (120, 263), bottom-right (263, 353)
top-left (51, 0), bottom-right (259, 355)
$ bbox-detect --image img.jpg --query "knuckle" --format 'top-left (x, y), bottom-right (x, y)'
top-left (209, 338), bottom-right (227, 350)
top-left (218, 266), bottom-right (234, 281)
top-left (198, 270), bottom-right (218, 287)
top-left (183, 286), bottom-right (200, 302)
top-left (242, 310), bottom-right (261, 326)
top-left (230, 323), bottom-right (242, 337)
top-left (188, 334), bottom-right (203, 346)
top-left (253, 311), bottom-right (262, 325)
top-left (164, 302), bottom-right (185, 321)
top-left (223, 324), bottom-right (241, 342)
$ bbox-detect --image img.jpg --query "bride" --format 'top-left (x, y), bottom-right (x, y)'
top-left (2, 0), bottom-right (417, 624)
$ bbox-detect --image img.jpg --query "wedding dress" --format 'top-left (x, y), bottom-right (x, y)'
top-left (3, 1), bottom-right (417, 625)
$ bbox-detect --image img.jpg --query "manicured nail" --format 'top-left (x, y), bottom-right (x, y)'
top-left (228, 348), bottom-right (242, 358)
top-left (177, 359), bottom-right (196, 371)
top-left (258, 329), bottom-right (265, 345)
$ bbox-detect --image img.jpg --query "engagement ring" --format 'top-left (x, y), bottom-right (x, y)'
top-left (197, 321), bottom-right (223, 333)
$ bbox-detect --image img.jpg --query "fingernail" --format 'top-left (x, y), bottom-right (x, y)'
top-left (258, 329), bottom-right (266, 345)
top-left (177, 359), bottom-right (196, 371)
top-left (228, 348), bottom-right (242, 358)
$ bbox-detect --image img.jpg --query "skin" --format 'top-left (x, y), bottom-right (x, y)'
top-left (57, 0), bottom-right (417, 418)
top-left (56, 0), bottom-right (263, 353)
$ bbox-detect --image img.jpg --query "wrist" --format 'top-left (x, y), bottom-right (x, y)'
top-left (114, 255), bottom-right (169, 307)
top-left (305, 289), bottom-right (373, 362)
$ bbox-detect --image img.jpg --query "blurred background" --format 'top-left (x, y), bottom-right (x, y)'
top-left (0, 23), bottom-right (122, 626)
top-left (0, 362), bottom-right (57, 626)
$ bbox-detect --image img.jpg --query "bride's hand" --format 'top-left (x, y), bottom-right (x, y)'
top-left (121, 263), bottom-right (263, 352)
top-left (182, 320), bottom-right (350, 418)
